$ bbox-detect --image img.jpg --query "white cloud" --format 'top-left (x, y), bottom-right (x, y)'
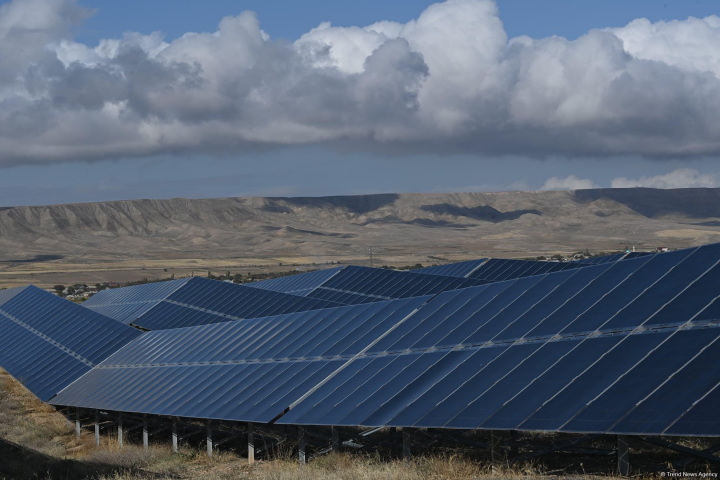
top-left (541, 175), bottom-right (599, 191)
top-left (611, 168), bottom-right (719, 188)
top-left (3, 0), bottom-right (720, 165)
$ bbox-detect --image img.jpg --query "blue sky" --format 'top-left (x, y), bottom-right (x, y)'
top-left (74, 0), bottom-right (719, 44)
top-left (1, 0), bottom-right (720, 206)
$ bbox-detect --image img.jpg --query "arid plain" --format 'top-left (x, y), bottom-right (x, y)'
top-left (2, 187), bottom-right (720, 289)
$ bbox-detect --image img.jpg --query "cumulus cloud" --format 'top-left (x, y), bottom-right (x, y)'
top-left (541, 175), bottom-right (599, 191)
top-left (611, 168), bottom-right (719, 188)
top-left (3, 0), bottom-right (720, 165)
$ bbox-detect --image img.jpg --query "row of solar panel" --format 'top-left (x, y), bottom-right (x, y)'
top-left (466, 258), bottom-right (583, 281)
top-left (49, 243), bottom-right (720, 436)
top-left (85, 276), bottom-right (344, 328)
top-left (0, 286), bottom-right (142, 401)
top-left (414, 251), bottom-right (655, 279)
top-left (49, 297), bottom-right (429, 420)
top-left (84, 267), bottom-right (487, 329)
top-left (412, 259), bottom-right (487, 278)
top-left (244, 267), bottom-right (344, 293)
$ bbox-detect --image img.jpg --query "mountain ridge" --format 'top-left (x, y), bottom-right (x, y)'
top-left (1, 188), bottom-right (720, 264)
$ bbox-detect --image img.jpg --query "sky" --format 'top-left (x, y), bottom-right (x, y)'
top-left (1, 0), bottom-right (720, 206)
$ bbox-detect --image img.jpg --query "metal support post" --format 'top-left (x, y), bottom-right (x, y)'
top-left (172, 418), bottom-right (178, 453)
top-left (206, 420), bottom-right (213, 458)
top-left (118, 413), bottom-right (123, 448)
top-left (248, 423), bottom-right (255, 464)
top-left (491, 430), bottom-right (501, 473)
top-left (66, 408), bottom-right (72, 429)
top-left (510, 430), bottom-right (518, 458)
top-left (94, 411), bottom-right (100, 447)
top-left (299, 426), bottom-right (306, 465)
top-left (617, 435), bottom-right (630, 476)
top-left (332, 426), bottom-right (340, 453)
top-left (75, 407), bottom-right (81, 439)
top-left (402, 428), bottom-right (412, 461)
top-left (143, 414), bottom-right (148, 450)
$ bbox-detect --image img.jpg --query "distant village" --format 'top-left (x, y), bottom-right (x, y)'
top-left (46, 283), bottom-right (118, 301)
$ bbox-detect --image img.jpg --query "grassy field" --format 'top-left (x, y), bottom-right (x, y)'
top-left (0, 253), bottom-right (486, 290)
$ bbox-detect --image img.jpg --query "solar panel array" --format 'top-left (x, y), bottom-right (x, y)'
top-left (50, 297), bottom-right (430, 421)
top-left (467, 258), bottom-right (583, 281)
top-left (84, 277), bottom-right (343, 330)
top-left (245, 267), bottom-right (344, 294)
top-left (87, 267), bottom-right (489, 329)
top-left (305, 266), bottom-right (485, 305)
top-left (412, 259), bottom-right (487, 278)
top-left (0, 286), bottom-right (142, 401)
top-left (49, 243), bottom-right (720, 437)
top-left (623, 251), bottom-right (656, 260)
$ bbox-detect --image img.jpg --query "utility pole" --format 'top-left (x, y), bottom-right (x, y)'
top-left (368, 246), bottom-right (374, 268)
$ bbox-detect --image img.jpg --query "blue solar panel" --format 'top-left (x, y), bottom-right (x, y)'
top-left (479, 334), bottom-right (624, 430)
top-left (50, 297), bottom-right (430, 421)
top-left (84, 276), bottom-right (343, 330)
top-left (305, 287), bottom-right (383, 305)
top-left (42, 242), bottom-right (720, 439)
top-left (600, 243), bottom-right (719, 331)
top-left (664, 380), bottom-right (720, 436)
top-left (609, 328), bottom-right (720, 435)
top-left (560, 248), bottom-right (696, 334)
top-left (435, 271), bottom-right (576, 348)
top-left (85, 302), bottom-right (160, 325)
top-left (84, 278), bottom-right (191, 306)
top-left (0, 286), bottom-right (25, 307)
top-left (318, 266), bottom-right (481, 301)
top-left (623, 251), bottom-right (655, 259)
top-left (246, 267), bottom-right (344, 293)
top-left (444, 339), bottom-right (579, 429)
top-left (519, 330), bottom-right (673, 432)
top-left (413, 259), bottom-right (487, 278)
top-left (562, 327), bottom-right (719, 434)
top-left (522, 255), bottom-right (654, 338)
top-left (467, 259), bottom-right (584, 282)
top-left (0, 286), bottom-right (142, 401)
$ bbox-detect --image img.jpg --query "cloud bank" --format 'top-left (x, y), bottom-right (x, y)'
top-left (611, 168), bottom-right (719, 189)
top-left (541, 175), bottom-right (599, 191)
top-left (3, 0), bottom-right (720, 165)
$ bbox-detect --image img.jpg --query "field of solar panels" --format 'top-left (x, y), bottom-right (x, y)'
top-left (3, 245), bottom-right (720, 478)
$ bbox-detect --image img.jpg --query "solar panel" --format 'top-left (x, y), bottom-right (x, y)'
top-left (317, 266), bottom-right (483, 300)
top-left (0, 286), bottom-right (25, 307)
top-left (467, 259), bottom-right (585, 282)
top-left (413, 259), bottom-right (488, 278)
top-left (564, 327), bottom-right (720, 434)
top-left (45, 242), bottom-right (720, 439)
top-left (50, 297), bottom-right (430, 422)
top-left (0, 286), bottom-right (142, 401)
top-left (245, 267), bottom-right (344, 293)
top-left (623, 251), bottom-right (655, 259)
top-left (85, 277), bottom-right (344, 329)
top-left (85, 302), bottom-right (160, 325)
top-left (84, 278), bottom-right (191, 306)
top-left (281, 247), bottom-right (720, 430)
top-left (304, 288), bottom-right (384, 305)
